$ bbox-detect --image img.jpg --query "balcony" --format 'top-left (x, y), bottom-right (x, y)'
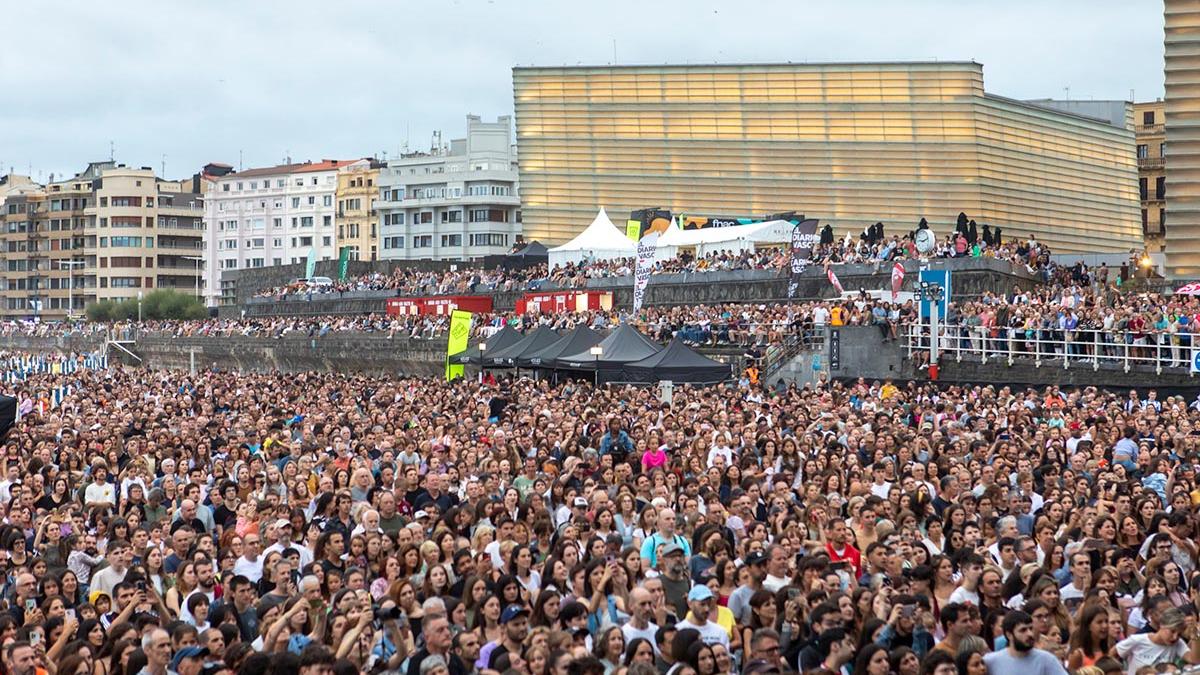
top-left (1136, 123), bottom-right (1164, 136)
top-left (1139, 156), bottom-right (1165, 170)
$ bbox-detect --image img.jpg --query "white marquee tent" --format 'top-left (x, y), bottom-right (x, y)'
top-left (548, 208), bottom-right (636, 268)
top-left (654, 218), bottom-right (794, 260)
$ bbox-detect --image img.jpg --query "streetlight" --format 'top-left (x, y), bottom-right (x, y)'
top-left (137, 291), bottom-right (143, 323)
top-left (181, 255), bottom-right (204, 301)
top-left (590, 345), bottom-right (603, 386)
top-left (478, 341), bottom-right (487, 382)
top-left (56, 260), bottom-right (85, 320)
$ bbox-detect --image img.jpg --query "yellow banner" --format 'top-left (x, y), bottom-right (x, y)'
top-left (626, 220), bottom-right (641, 242)
top-left (446, 310), bottom-right (472, 381)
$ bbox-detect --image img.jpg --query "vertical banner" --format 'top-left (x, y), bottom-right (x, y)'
top-left (446, 310), bottom-right (472, 381)
top-left (829, 329), bottom-right (841, 371)
top-left (787, 219), bottom-right (819, 299)
top-left (337, 247), bottom-right (351, 281)
top-left (632, 232), bottom-right (660, 313)
top-left (890, 262), bottom-right (905, 300)
top-left (305, 247), bottom-right (317, 279)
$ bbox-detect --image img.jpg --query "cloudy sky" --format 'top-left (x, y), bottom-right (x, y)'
top-left (2, 0), bottom-right (1163, 182)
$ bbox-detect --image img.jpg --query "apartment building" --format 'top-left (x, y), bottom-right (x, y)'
top-left (335, 160), bottom-right (384, 261)
top-left (377, 115), bottom-right (521, 261)
top-left (202, 159), bottom-right (358, 306)
top-left (1135, 101), bottom-right (1167, 252)
top-left (0, 162), bottom-right (205, 319)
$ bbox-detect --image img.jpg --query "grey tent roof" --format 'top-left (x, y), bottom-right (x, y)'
top-left (508, 241), bottom-right (548, 258)
top-left (452, 324), bottom-right (523, 365)
top-left (519, 326), bottom-right (604, 368)
top-left (485, 325), bottom-right (561, 367)
top-left (552, 323), bottom-right (662, 370)
top-left (621, 337), bottom-right (731, 384)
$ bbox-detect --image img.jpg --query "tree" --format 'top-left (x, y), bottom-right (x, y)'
top-left (86, 290), bottom-right (207, 322)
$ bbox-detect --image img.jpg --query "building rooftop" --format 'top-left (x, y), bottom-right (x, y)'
top-left (225, 160), bottom-right (358, 179)
top-left (513, 60), bottom-right (981, 71)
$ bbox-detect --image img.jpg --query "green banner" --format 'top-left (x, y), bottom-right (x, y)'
top-left (305, 247), bottom-right (317, 279)
top-left (337, 247), bottom-right (351, 281)
top-left (446, 310), bottom-right (472, 381)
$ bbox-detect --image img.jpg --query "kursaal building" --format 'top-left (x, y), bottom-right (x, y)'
top-left (513, 61), bottom-right (1141, 252)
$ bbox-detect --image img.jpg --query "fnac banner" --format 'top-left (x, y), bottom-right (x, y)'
top-left (445, 310), bottom-right (472, 381)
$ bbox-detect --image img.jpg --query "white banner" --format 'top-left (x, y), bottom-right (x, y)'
top-left (633, 232), bottom-right (660, 313)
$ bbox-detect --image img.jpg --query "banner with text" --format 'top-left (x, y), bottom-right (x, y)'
top-left (787, 219), bottom-right (819, 299)
top-left (337, 247), bottom-right (351, 281)
top-left (632, 232), bottom-right (660, 314)
top-left (445, 310), bottom-right (472, 381)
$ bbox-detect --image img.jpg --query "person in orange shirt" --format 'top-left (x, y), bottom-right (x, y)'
top-left (830, 304), bottom-right (847, 326)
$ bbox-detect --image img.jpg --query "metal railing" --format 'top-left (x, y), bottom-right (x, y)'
top-left (903, 322), bottom-right (1200, 375)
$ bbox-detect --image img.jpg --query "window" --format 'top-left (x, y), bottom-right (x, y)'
top-left (110, 197), bottom-right (142, 207)
top-left (222, 184), bottom-right (230, 192)
top-left (308, 196), bottom-right (315, 205)
top-left (110, 236), bottom-right (143, 247)
top-left (250, 258), bottom-right (265, 268)
top-left (1142, 209), bottom-right (1149, 231)
top-left (273, 238), bottom-right (282, 248)
top-left (469, 209), bottom-right (506, 223)
top-left (413, 235), bottom-right (432, 248)
top-left (441, 210), bottom-right (462, 223)
top-left (1144, 110), bottom-right (1156, 125)
top-left (111, 277), bottom-right (140, 288)
top-left (323, 215), bottom-right (332, 227)
top-left (321, 236), bottom-right (331, 246)
top-left (1161, 208), bottom-right (1167, 233)
top-left (469, 233), bottom-right (509, 247)
top-left (109, 256), bottom-right (142, 268)
top-left (222, 259), bottom-right (238, 269)
top-left (1137, 145), bottom-right (1148, 159)
top-left (292, 198), bottom-right (300, 208)
top-left (417, 212), bottom-right (433, 224)
top-left (224, 239), bottom-right (238, 249)
top-left (299, 236), bottom-right (313, 246)
top-left (273, 258), bottom-right (282, 266)
top-left (273, 217), bottom-right (282, 228)
top-left (1140, 177), bottom-right (1148, 200)
top-left (236, 182), bottom-right (243, 191)
top-left (300, 216), bottom-right (314, 227)
top-left (1157, 176), bottom-right (1166, 200)
top-left (251, 238), bottom-right (264, 248)
top-left (441, 234), bottom-right (462, 247)
top-left (323, 195), bottom-right (332, 207)
top-left (383, 236), bottom-right (405, 249)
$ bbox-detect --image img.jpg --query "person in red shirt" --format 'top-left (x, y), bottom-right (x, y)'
top-left (823, 517), bottom-right (862, 579)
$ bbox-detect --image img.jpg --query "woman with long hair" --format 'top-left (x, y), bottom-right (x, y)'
top-left (591, 625), bottom-right (625, 674)
top-left (1068, 603), bottom-right (1112, 670)
top-left (852, 643), bottom-right (890, 675)
top-left (164, 561), bottom-right (197, 617)
top-left (742, 590), bottom-right (776, 656)
top-left (470, 592), bottom-right (503, 646)
top-left (508, 544), bottom-right (542, 598)
top-left (530, 590), bottom-right (563, 632)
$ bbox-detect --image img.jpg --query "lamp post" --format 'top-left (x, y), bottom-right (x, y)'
top-left (478, 341), bottom-right (487, 382)
top-left (137, 291), bottom-right (143, 323)
top-left (56, 260), bottom-right (85, 320)
top-left (590, 345), bottom-right (603, 386)
top-left (182, 255), bottom-right (203, 301)
top-left (917, 281), bottom-right (944, 375)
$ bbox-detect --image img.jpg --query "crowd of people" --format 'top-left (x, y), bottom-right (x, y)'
top-left (0, 353), bottom-right (1199, 675)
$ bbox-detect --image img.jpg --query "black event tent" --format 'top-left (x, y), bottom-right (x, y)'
top-left (620, 337), bottom-right (732, 384)
top-left (0, 395), bottom-right (14, 440)
top-left (452, 325), bottom-right (523, 365)
top-left (519, 326), bottom-right (604, 368)
top-left (552, 323), bottom-right (662, 382)
top-left (485, 325), bottom-right (561, 367)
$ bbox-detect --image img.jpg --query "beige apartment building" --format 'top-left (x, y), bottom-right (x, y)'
top-left (0, 163), bottom-right (205, 320)
top-left (335, 160), bottom-right (383, 262)
top-left (1135, 101), bottom-right (1167, 252)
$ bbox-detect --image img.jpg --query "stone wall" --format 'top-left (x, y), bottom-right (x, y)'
top-left (130, 335), bottom-right (447, 376)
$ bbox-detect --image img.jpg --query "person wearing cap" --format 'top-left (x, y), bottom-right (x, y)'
top-left (674, 585), bottom-right (729, 649)
top-left (169, 645), bottom-right (210, 675)
top-left (476, 604), bottom-right (529, 671)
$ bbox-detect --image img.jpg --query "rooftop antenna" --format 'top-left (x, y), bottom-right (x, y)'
top-left (1064, 85), bottom-right (1070, 100)
top-left (612, 38), bottom-right (617, 65)
top-left (109, 141), bottom-right (115, 162)
top-left (238, 149), bottom-right (243, 171)
top-left (161, 154), bottom-right (166, 178)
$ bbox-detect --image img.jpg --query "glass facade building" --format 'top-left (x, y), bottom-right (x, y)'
top-left (513, 62), bottom-right (1140, 252)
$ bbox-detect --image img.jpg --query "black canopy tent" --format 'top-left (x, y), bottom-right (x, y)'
top-left (0, 395), bottom-right (14, 440)
top-left (484, 240), bottom-right (549, 270)
top-left (452, 325), bottom-right (523, 365)
top-left (552, 323), bottom-right (663, 382)
top-left (485, 325), bottom-right (561, 367)
top-left (620, 337), bottom-right (732, 384)
top-left (518, 326), bottom-right (604, 369)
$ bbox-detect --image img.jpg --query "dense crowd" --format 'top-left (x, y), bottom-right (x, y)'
top-left (0, 355), bottom-right (1200, 675)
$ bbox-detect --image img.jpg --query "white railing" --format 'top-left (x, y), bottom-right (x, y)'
top-left (903, 322), bottom-right (1199, 375)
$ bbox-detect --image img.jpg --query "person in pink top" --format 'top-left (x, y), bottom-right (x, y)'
top-left (641, 444), bottom-right (668, 472)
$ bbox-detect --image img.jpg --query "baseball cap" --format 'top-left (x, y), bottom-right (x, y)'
top-left (573, 497), bottom-right (588, 508)
top-left (744, 551), bottom-right (768, 566)
top-left (273, 519), bottom-right (291, 530)
top-left (687, 585), bottom-right (714, 602)
top-left (414, 510), bottom-right (430, 520)
top-left (661, 543), bottom-right (686, 557)
top-left (500, 604), bottom-right (530, 624)
top-left (170, 646), bottom-right (210, 671)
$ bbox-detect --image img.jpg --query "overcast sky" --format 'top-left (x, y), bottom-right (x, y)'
top-left (2, 0), bottom-right (1163, 182)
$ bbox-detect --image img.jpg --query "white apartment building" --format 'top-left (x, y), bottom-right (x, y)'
top-left (378, 115), bottom-right (521, 261)
top-left (202, 159), bottom-right (358, 306)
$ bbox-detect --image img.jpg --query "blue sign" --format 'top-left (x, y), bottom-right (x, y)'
top-left (1192, 349), bottom-right (1200, 374)
top-left (919, 269), bottom-right (952, 319)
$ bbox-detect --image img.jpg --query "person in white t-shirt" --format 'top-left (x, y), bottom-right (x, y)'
top-left (674, 585), bottom-right (729, 649)
top-left (84, 463), bottom-right (117, 509)
top-left (1116, 608), bottom-right (1200, 675)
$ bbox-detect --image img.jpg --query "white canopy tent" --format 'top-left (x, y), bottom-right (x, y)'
top-left (654, 218), bottom-right (794, 260)
top-left (548, 208), bottom-right (637, 268)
